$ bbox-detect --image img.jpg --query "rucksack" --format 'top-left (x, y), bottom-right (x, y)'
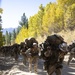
top-left (46, 34), bottom-right (64, 46)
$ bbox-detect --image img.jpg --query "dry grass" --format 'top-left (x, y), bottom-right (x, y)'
top-left (57, 30), bottom-right (75, 44)
top-left (36, 35), bottom-right (47, 44)
top-left (37, 30), bottom-right (75, 44)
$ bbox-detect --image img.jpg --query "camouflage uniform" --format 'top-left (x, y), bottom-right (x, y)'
top-left (40, 34), bottom-right (68, 75)
top-left (25, 43), bottom-right (40, 73)
top-left (44, 50), bottom-right (65, 75)
top-left (21, 52), bottom-right (28, 65)
top-left (28, 55), bottom-right (39, 73)
top-left (67, 47), bottom-right (75, 65)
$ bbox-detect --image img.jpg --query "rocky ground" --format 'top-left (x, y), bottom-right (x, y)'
top-left (0, 54), bottom-right (75, 75)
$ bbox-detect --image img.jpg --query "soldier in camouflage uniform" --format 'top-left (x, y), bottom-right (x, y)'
top-left (40, 34), bottom-right (68, 75)
top-left (25, 43), bottom-right (40, 73)
top-left (67, 41), bottom-right (75, 65)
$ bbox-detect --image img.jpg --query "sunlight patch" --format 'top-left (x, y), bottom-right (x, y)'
top-left (68, 72), bottom-right (75, 75)
top-left (69, 67), bottom-right (75, 69)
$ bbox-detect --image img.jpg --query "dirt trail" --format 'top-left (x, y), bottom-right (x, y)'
top-left (0, 55), bottom-right (75, 75)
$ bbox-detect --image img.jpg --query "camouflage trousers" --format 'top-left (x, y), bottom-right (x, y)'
top-left (22, 54), bottom-right (28, 65)
top-left (28, 56), bottom-right (39, 73)
top-left (67, 53), bottom-right (75, 65)
top-left (47, 64), bottom-right (62, 75)
top-left (20, 51), bottom-right (27, 65)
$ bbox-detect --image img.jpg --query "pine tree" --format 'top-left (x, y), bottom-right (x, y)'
top-left (19, 13), bottom-right (28, 29)
top-left (16, 26), bottom-right (21, 35)
top-left (8, 32), bottom-right (12, 45)
top-left (11, 29), bottom-right (16, 44)
top-left (0, 15), bottom-right (3, 46)
top-left (5, 31), bottom-right (9, 45)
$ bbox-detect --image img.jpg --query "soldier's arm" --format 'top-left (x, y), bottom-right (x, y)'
top-left (38, 48), bottom-right (41, 56)
top-left (25, 48), bottom-right (31, 54)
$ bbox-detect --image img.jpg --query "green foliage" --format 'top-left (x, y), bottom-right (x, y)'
top-left (15, 26), bottom-right (28, 44)
top-left (19, 13), bottom-right (28, 29)
top-left (0, 15), bottom-right (3, 46)
top-left (5, 32), bottom-right (12, 45)
top-left (42, 3), bottom-right (51, 34)
top-left (8, 32), bottom-right (11, 45)
top-left (28, 15), bottom-right (38, 37)
top-left (0, 8), bottom-right (3, 14)
top-left (5, 31), bottom-right (9, 45)
top-left (57, 0), bottom-right (75, 7)
top-left (15, 0), bottom-right (75, 43)
top-left (16, 26), bottom-right (21, 35)
top-left (65, 4), bottom-right (75, 30)
top-left (11, 29), bottom-right (16, 44)
top-left (4, 29), bottom-right (17, 45)
top-left (37, 4), bottom-right (44, 36)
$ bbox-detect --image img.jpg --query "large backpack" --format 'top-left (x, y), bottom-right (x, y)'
top-left (25, 37), bottom-right (38, 48)
top-left (46, 34), bottom-right (64, 47)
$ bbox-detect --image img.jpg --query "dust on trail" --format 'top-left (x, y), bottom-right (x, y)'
top-left (0, 56), bottom-right (46, 75)
top-left (0, 54), bottom-right (75, 75)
